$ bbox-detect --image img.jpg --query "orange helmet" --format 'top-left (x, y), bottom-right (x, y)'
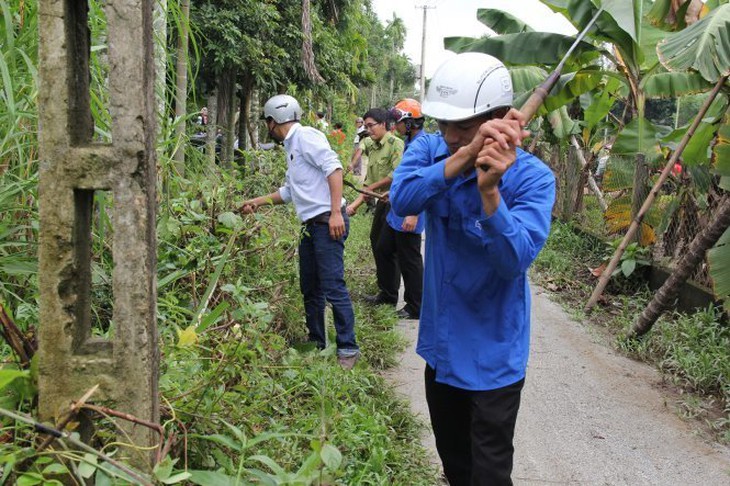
top-left (390, 98), bottom-right (423, 123)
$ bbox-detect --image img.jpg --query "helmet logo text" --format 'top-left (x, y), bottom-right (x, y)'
top-left (436, 85), bottom-right (458, 98)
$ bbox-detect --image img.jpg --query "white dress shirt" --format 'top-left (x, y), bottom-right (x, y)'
top-left (279, 123), bottom-right (345, 222)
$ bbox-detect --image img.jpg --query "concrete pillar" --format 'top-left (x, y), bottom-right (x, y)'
top-left (37, 0), bottom-right (158, 468)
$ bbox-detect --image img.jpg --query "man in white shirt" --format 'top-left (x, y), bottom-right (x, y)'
top-left (240, 95), bottom-right (360, 370)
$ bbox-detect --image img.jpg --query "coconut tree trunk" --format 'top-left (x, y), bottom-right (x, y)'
top-left (173, 0), bottom-right (190, 174)
top-left (631, 194), bottom-right (730, 337)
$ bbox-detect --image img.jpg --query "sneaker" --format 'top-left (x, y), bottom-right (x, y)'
top-left (337, 352), bottom-right (360, 370)
top-left (396, 307), bottom-right (419, 320)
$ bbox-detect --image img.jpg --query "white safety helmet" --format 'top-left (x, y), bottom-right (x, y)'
top-left (262, 94), bottom-right (303, 124)
top-left (423, 52), bottom-right (513, 122)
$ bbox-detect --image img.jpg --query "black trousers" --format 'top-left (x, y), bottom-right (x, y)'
top-left (369, 201), bottom-right (398, 304)
top-left (425, 365), bottom-right (524, 486)
top-left (375, 222), bottom-right (423, 315)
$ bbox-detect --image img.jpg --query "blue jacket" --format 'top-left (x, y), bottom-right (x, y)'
top-left (390, 133), bottom-right (555, 390)
top-left (386, 130), bottom-right (426, 234)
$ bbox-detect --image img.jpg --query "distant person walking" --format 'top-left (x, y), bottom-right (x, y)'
top-left (240, 95), bottom-right (360, 370)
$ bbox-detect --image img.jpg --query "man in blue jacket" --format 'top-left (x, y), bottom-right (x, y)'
top-left (390, 52), bottom-right (556, 485)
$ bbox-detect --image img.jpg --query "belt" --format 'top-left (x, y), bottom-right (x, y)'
top-left (303, 211), bottom-right (331, 225)
top-left (303, 206), bottom-right (346, 226)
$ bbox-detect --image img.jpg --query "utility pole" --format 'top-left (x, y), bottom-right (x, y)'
top-left (416, 2), bottom-right (436, 102)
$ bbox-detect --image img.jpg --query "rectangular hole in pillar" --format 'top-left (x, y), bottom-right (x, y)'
top-left (89, 0), bottom-right (112, 143)
top-left (73, 189), bottom-right (114, 355)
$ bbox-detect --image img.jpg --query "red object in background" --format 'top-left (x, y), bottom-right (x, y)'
top-left (672, 162), bottom-right (682, 177)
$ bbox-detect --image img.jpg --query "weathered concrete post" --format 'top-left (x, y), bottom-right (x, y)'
top-left (37, 0), bottom-right (159, 468)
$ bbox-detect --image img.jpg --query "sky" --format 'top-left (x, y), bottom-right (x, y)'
top-left (370, 0), bottom-right (577, 79)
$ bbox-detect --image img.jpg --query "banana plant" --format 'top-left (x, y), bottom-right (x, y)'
top-left (627, 4), bottom-right (730, 333)
top-left (446, 0), bottom-right (721, 240)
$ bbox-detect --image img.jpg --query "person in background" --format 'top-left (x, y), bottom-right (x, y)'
top-left (346, 108), bottom-right (404, 307)
top-left (240, 94), bottom-right (360, 370)
top-left (315, 110), bottom-right (329, 132)
top-left (390, 52), bottom-right (556, 484)
top-left (348, 117), bottom-right (367, 180)
top-left (197, 106), bottom-right (209, 126)
top-left (329, 122), bottom-right (346, 146)
top-left (374, 98), bottom-right (427, 320)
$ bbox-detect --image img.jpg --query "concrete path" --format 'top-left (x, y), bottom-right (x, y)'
top-left (384, 286), bottom-right (730, 485)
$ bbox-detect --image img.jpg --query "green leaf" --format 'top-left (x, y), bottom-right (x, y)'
top-left (160, 472), bottom-right (192, 484)
top-left (681, 121), bottom-right (718, 166)
top-left (187, 470), bottom-right (239, 486)
top-left (445, 32), bottom-right (598, 66)
top-left (476, 9), bottom-right (534, 34)
top-left (708, 227), bottom-right (730, 308)
top-left (642, 71), bottom-right (713, 98)
top-left (248, 454), bottom-right (288, 478)
top-left (78, 453), bottom-right (98, 479)
top-left (0, 369), bottom-right (28, 391)
top-left (621, 258), bottom-right (636, 277)
top-left (613, 117), bottom-right (662, 159)
top-left (320, 443), bottom-right (342, 470)
top-left (657, 4), bottom-right (730, 82)
top-left (217, 211), bottom-right (243, 230)
top-left (16, 473), bottom-right (42, 486)
top-left (582, 77), bottom-right (622, 130)
top-left (547, 106), bottom-right (580, 139)
top-left (42, 463), bottom-right (69, 475)
top-left (198, 301), bottom-right (230, 333)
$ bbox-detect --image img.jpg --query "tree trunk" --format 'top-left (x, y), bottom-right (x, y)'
top-left (561, 144), bottom-right (579, 222)
top-left (630, 152), bottom-right (649, 240)
top-left (172, 0), bottom-right (190, 174)
top-left (631, 194), bottom-right (730, 337)
top-left (206, 89), bottom-right (218, 166)
top-left (249, 88), bottom-right (260, 150)
top-left (223, 68), bottom-right (238, 168)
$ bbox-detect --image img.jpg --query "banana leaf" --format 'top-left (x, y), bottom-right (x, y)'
top-left (657, 4), bottom-right (730, 82)
top-left (612, 116), bottom-right (662, 161)
top-left (476, 9), bottom-right (535, 34)
top-left (543, 0), bottom-right (641, 68)
top-left (582, 77), bottom-right (622, 130)
top-left (547, 106), bottom-right (580, 139)
top-left (444, 32), bottom-right (598, 68)
top-left (708, 227), bottom-right (730, 308)
top-left (642, 71), bottom-right (713, 98)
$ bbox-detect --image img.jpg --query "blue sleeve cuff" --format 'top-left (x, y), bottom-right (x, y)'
top-left (478, 198), bottom-right (512, 237)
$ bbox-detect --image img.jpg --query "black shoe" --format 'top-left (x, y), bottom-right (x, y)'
top-left (363, 294), bottom-right (396, 306)
top-left (396, 307), bottom-right (419, 319)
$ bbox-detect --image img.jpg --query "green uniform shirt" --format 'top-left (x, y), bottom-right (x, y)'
top-left (362, 131), bottom-right (404, 186)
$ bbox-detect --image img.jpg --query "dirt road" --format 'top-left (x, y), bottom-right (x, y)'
top-left (385, 287), bottom-right (730, 485)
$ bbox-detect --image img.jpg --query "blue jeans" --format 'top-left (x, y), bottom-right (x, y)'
top-left (299, 215), bottom-right (359, 356)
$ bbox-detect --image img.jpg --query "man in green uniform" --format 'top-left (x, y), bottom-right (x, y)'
top-left (346, 108), bottom-right (404, 305)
